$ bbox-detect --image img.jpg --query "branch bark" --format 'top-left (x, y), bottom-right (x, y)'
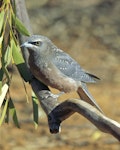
top-left (39, 90), bottom-right (120, 141)
top-left (15, 0), bottom-right (120, 141)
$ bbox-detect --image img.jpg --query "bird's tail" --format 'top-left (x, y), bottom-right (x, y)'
top-left (77, 83), bottom-right (103, 113)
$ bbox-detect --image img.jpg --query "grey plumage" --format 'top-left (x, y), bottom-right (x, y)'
top-left (21, 35), bottom-right (102, 112)
top-left (52, 48), bottom-right (99, 83)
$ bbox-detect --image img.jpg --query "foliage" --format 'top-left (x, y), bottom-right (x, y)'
top-left (0, 0), bottom-right (38, 128)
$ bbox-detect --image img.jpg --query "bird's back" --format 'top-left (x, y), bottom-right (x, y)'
top-left (52, 48), bottom-right (99, 83)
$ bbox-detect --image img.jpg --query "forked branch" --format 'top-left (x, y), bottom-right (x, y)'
top-left (39, 90), bottom-right (120, 141)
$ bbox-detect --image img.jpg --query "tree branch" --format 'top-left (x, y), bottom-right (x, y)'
top-left (39, 90), bottom-right (120, 141)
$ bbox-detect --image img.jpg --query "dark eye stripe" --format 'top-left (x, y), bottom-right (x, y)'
top-left (29, 41), bottom-right (41, 46)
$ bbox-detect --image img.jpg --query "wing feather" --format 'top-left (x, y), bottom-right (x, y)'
top-left (52, 49), bottom-right (99, 83)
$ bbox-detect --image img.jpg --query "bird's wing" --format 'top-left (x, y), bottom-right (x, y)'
top-left (52, 49), bottom-right (99, 83)
top-left (77, 82), bottom-right (103, 113)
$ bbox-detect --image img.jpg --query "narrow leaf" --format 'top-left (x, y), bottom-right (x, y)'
top-left (0, 11), bottom-right (5, 34)
top-left (0, 83), bottom-right (9, 108)
top-left (11, 39), bottom-right (24, 65)
top-left (21, 79), bottom-right (29, 103)
top-left (0, 35), bottom-right (3, 53)
top-left (4, 45), bottom-right (12, 67)
top-left (11, 39), bottom-right (32, 82)
top-left (0, 68), bottom-right (4, 92)
top-left (1, 39), bottom-right (10, 82)
top-left (1, 63), bottom-right (10, 83)
top-left (12, 13), bottom-right (30, 36)
top-left (32, 92), bottom-right (39, 129)
top-left (0, 98), bottom-right (9, 126)
top-left (9, 98), bottom-right (20, 128)
top-left (5, 103), bottom-right (9, 123)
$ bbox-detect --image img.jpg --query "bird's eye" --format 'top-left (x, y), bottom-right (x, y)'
top-left (31, 41), bottom-right (41, 46)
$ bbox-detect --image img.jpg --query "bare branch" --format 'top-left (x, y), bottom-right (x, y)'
top-left (39, 90), bottom-right (120, 141)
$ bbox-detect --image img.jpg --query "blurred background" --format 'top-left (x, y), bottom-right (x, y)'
top-left (0, 0), bottom-right (120, 149)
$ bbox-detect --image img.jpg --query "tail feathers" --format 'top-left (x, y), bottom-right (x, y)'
top-left (77, 83), bottom-right (103, 113)
top-left (86, 73), bottom-right (100, 81)
top-left (80, 72), bottom-right (100, 83)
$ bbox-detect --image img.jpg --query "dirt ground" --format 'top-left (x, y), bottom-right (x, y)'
top-left (0, 0), bottom-right (120, 149)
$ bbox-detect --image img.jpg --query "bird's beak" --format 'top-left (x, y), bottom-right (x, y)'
top-left (20, 42), bottom-right (33, 49)
top-left (20, 42), bottom-right (28, 48)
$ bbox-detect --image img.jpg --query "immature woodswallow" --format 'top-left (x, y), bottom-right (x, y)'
top-left (21, 35), bottom-right (102, 112)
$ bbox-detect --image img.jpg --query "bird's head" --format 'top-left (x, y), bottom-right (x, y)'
top-left (20, 35), bottom-right (53, 53)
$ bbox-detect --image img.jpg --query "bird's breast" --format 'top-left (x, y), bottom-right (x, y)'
top-left (29, 56), bottom-right (78, 92)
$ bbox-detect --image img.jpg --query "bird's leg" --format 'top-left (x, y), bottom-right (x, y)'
top-left (56, 91), bottom-right (64, 97)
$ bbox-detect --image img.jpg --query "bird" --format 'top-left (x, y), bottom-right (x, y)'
top-left (21, 35), bottom-right (102, 112)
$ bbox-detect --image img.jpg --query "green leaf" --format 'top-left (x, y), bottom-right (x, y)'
top-left (4, 45), bottom-right (12, 67)
top-left (0, 84), bottom-right (9, 108)
top-left (0, 11), bottom-right (5, 34)
top-left (5, 103), bottom-right (9, 123)
top-left (11, 39), bottom-right (24, 65)
top-left (32, 92), bottom-right (39, 129)
top-left (3, 0), bottom-right (9, 4)
top-left (0, 69), bottom-right (4, 92)
top-left (1, 57), bottom-right (10, 82)
top-left (0, 98), bottom-right (9, 126)
top-left (11, 39), bottom-right (32, 82)
top-left (22, 79), bottom-right (29, 103)
top-left (9, 98), bottom-right (20, 128)
top-left (12, 13), bottom-right (30, 36)
top-left (1, 38), bottom-right (10, 82)
top-left (0, 35), bottom-right (3, 51)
